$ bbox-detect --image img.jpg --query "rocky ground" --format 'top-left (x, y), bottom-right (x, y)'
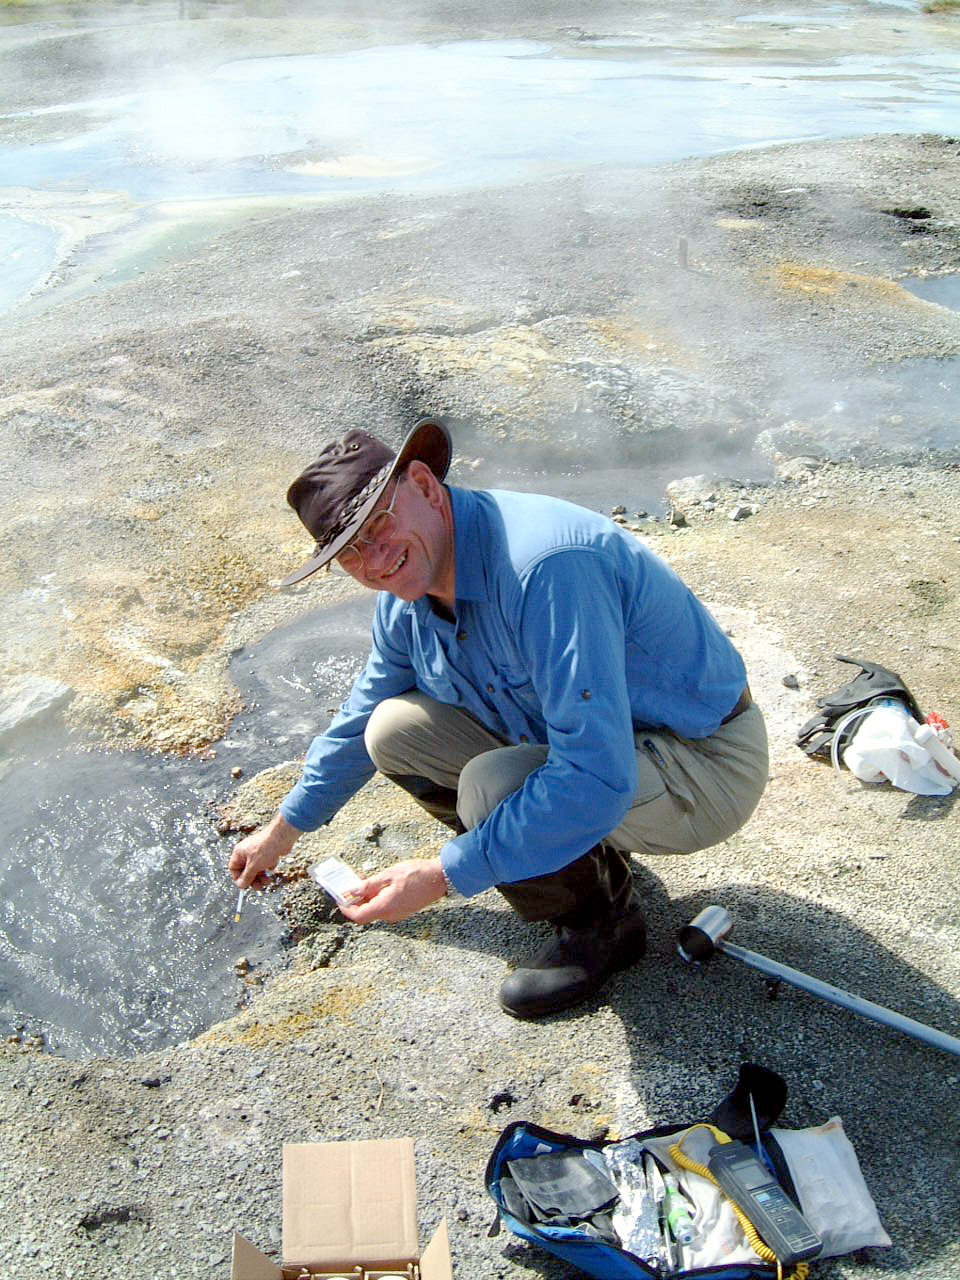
top-left (1, 3), bottom-right (959, 1279)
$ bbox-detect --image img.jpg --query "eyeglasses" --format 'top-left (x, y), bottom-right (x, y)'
top-left (333, 474), bottom-right (404, 575)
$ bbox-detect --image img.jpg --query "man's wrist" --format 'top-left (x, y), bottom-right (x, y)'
top-left (268, 812), bottom-right (302, 857)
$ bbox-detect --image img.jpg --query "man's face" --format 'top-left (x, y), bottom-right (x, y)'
top-left (335, 461), bottom-right (453, 603)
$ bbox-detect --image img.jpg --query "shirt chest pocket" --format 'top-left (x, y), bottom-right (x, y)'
top-left (499, 665), bottom-right (540, 715)
top-left (411, 631), bottom-right (462, 705)
top-left (416, 667), bottom-right (461, 705)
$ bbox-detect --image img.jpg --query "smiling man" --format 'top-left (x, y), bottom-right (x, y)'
top-left (229, 419), bottom-right (768, 1019)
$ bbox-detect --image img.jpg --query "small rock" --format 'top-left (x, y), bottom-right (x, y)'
top-left (610, 504), bottom-right (627, 516)
top-left (231, 766), bottom-right (243, 779)
top-left (668, 507), bottom-right (688, 528)
top-left (775, 455), bottom-right (820, 483)
top-left (0, 677), bottom-right (73, 743)
top-left (217, 815), bottom-right (257, 836)
top-left (729, 504), bottom-right (754, 522)
top-left (665, 474), bottom-right (718, 511)
top-left (488, 1089), bottom-right (516, 1113)
top-left (782, 673), bottom-right (800, 690)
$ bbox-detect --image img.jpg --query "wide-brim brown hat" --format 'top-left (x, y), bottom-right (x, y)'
top-left (280, 418), bottom-right (451, 587)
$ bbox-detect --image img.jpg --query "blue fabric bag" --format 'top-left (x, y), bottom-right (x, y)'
top-left (485, 1119), bottom-right (786, 1280)
top-left (484, 1065), bottom-right (796, 1280)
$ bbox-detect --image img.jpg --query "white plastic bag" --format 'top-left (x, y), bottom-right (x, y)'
top-left (771, 1117), bottom-right (892, 1258)
top-left (842, 703), bottom-right (956, 796)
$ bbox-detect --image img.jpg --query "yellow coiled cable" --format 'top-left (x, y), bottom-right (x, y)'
top-left (667, 1123), bottom-right (810, 1280)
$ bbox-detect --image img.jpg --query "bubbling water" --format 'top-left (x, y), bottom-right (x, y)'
top-left (0, 596), bottom-right (377, 1059)
top-left (0, 747), bottom-right (292, 1058)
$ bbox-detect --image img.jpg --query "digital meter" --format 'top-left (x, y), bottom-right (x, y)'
top-left (707, 1141), bottom-right (822, 1265)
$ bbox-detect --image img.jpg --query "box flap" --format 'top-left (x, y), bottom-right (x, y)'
top-left (420, 1217), bottom-right (453, 1280)
top-left (283, 1139), bottom-right (419, 1268)
top-left (231, 1233), bottom-right (283, 1280)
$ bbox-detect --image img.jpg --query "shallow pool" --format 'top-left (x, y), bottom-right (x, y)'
top-left (0, 596), bottom-right (376, 1059)
top-left (5, 41), bottom-right (957, 200)
top-left (0, 746), bottom-right (287, 1058)
top-left (3, 37), bottom-right (959, 307)
top-left (0, 212), bottom-right (59, 311)
top-left (903, 273), bottom-right (960, 312)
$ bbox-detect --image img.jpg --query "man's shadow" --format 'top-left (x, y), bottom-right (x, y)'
top-left (409, 862), bottom-right (960, 1279)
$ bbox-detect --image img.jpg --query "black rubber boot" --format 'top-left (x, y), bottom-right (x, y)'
top-left (496, 841), bottom-right (634, 923)
top-left (498, 884), bottom-right (647, 1020)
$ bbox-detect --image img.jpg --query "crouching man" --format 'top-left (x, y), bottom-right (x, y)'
top-left (230, 419), bottom-right (767, 1019)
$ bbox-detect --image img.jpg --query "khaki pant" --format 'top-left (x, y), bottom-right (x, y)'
top-left (365, 692), bottom-right (768, 919)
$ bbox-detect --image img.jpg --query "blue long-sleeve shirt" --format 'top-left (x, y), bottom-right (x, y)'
top-left (280, 486), bottom-right (746, 896)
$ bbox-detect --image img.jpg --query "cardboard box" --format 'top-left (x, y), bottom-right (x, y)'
top-left (232, 1138), bottom-right (453, 1280)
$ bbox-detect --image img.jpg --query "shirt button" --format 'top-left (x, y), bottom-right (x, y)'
top-left (519, 734), bottom-right (529, 743)
top-left (581, 689), bottom-right (592, 700)
top-left (486, 683), bottom-right (495, 693)
top-left (458, 631), bottom-right (467, 643)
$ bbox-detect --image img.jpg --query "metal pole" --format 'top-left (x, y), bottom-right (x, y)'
top-left (719, 938), bottom-right (960, 1059)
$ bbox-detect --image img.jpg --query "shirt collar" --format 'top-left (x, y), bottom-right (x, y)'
top-left (449, 486), bottom-right (490, 604)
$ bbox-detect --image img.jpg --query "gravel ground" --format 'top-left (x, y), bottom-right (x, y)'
top-left (1, 4), bottom-right (959, 1279)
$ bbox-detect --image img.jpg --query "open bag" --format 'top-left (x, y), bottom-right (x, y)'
top-left (485, 1065), bottom-right (890, 1280)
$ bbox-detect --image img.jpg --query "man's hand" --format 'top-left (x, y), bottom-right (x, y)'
top-left (338, 857), bottom-right (448, 924)
top-left (229, 812), bottom-right (301, 891)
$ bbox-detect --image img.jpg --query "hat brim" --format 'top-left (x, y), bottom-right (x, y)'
top-left (280, 418), bottom-right (452, 588)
